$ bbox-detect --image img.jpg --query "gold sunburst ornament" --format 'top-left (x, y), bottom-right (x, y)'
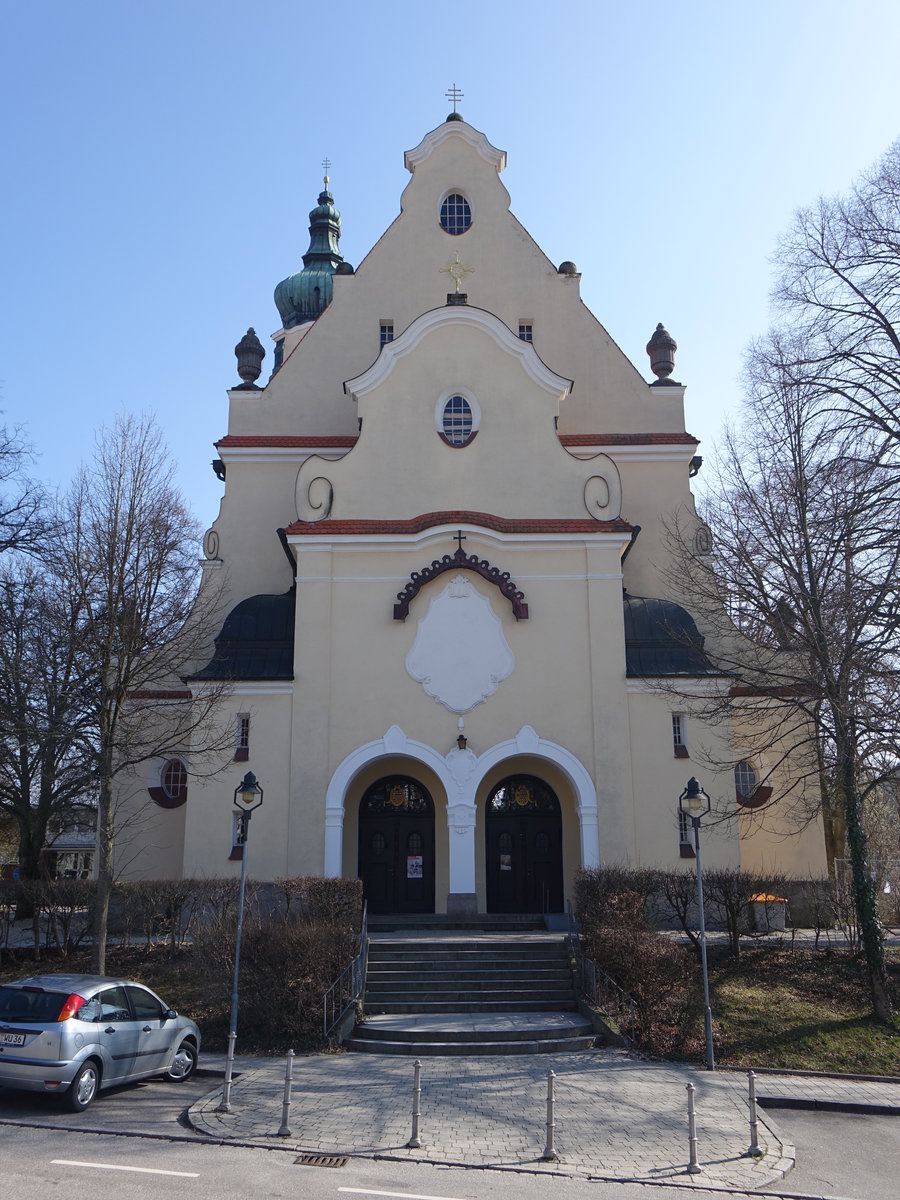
top-left (389, 784), bottom-right (406, 808)
top-left (441, 252), bottom-right (474, 294)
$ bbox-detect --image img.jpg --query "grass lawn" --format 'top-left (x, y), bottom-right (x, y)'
top-left (672, 944), bottom-right (900, 1075)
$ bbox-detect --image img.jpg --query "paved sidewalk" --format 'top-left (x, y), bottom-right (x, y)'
top-left (189, 1048), bottom-right (807, 1187)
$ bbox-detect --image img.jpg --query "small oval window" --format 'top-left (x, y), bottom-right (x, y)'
top-left (162, 759), bottom-right (187, 801)
top-left (734, 761), bottom-right (757, 798)
top-left (442, 394), bottom-right (473, 445)
top-left (440, 193), bottom-right (472, 235)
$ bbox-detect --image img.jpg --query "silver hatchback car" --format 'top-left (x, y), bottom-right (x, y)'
top-left (0, 974), bottom-right (201, 1110)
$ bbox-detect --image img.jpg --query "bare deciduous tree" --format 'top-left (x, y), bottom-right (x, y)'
top-left (0, 418), bottom-right (46, 555)
top-left (768, 139), bottom-right (900, 453)
top-left (673, 342), bottom-right (900, 1019)
top-left (0, 557), bottom-right (94, 903)
top-left (62, 414), bottom-right (230, 974)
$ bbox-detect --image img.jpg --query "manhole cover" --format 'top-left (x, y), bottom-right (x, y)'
top-left (294, 1153), bottom-right (349, 1168)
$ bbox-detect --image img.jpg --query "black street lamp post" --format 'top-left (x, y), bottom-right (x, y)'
top-left (679, 776), bottom-right (715, 1071)
top-left (218, 771), bottom-right (263, 1112)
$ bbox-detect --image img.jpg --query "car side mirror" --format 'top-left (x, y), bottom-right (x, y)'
top-left (164, 1008), bottom-right (178, 1021)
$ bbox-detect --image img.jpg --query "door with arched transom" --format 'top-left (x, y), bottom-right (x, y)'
top-left (485, 775), bottom-right (564, 913)
top-left (358, 776), bottom-right (435, 914)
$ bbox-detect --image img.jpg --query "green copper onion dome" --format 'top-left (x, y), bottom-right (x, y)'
top-left (274, 174), bottom-right (345, 329)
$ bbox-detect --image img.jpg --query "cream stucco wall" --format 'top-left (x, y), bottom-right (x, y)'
top-left (113, 115), bottom-right (827, 901)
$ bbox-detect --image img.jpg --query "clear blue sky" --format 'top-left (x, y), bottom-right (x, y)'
top-left (4, 1), bottom-right (899, 531)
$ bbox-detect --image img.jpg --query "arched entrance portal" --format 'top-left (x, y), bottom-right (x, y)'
top-left (358, 776), bottom-right (435, 914)
top-left (485, 775), bottom-right (564, 913)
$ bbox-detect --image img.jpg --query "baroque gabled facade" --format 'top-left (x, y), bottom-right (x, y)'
top-left (118, 113), bottom-right (826, 912)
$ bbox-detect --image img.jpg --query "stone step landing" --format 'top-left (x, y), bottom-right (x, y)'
top-left (346, 1012), bottom-right (596, 1056)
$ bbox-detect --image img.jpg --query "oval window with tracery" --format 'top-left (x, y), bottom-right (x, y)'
top-left (734, 761), bottom-right (757, 798)
top-left (440, 193), bottom-right (472, 235)
top-left (442, 394), bottom-right (473, 445)
top-left (162, 759), bottom-right (186, 800)
top-left (371, 833), bottom-right (386, 855)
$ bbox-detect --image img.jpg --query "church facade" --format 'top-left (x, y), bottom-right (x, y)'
top-left (120, 113), bottom-right (826, 913)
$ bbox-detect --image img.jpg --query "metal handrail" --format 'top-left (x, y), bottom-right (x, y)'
top-left (567, 900), bottom-right (637, 1044)
top-left (323, 901), bottom-right (368, 1041)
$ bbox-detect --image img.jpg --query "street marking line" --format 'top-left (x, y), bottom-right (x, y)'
top-left (338, 1190), bottom-right (467, 1200)
top-left (51, 1159), bottom-right (199, 1178)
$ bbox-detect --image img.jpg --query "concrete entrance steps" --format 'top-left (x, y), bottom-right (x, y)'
top-left (367, 913), bottom-right (546, 933)
top-left (346, 1011), bottom-right (595, 1056)
top-left (348, 926), bottom-right (595, 1055)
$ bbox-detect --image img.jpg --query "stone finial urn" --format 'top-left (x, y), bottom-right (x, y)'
top-left (646, 322), bottom-right (677, 380)
top-left (235, 328), bottom-right (265, 386)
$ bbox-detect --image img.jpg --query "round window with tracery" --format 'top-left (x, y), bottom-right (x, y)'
top-left (440, 193), bottom-right (472, 235)
top-left (150, 758), bottom-right (188, 809)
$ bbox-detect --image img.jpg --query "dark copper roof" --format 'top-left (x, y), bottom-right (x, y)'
top-left (189, 588), bottom-right (295, 681)
top-left (623, 593), bottom-right (714, 677)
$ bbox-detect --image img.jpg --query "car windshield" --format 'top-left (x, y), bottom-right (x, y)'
top-left (0, 986), bottom-right (72, 1024)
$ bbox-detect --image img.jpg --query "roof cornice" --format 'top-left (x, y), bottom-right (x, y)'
top-left (344, 305), bottom-right (572, 401)
top-left (404, 121), bottom-right (506, 174)
top-left (285, 511), bottom-right (634, 539)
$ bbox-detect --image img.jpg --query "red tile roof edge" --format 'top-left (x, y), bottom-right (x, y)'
top-left (127, 689), bottom-right (194, 700)
top-left (217, 435), bottom-right (359, 448)
top-left (284, 511), bottom-right (635, 536)
top-left (560, 432), bottom-right (699, 446)
top-left (216, 433), bottom-right (696, 450)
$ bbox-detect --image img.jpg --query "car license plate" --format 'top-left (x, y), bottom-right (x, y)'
top-left (1, 1032), bottom-right (26, 1046)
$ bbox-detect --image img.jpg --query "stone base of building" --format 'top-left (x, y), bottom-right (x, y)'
top-left (446, 891), bottom-right (478, 917)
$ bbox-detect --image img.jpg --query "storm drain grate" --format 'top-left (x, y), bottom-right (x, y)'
top-left (294, 1153), bottom-right (349, 1168)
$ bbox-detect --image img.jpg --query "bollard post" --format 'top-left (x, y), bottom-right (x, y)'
top-left (745, 1069), bottom-right (761, 1156)
top-left (407, 1058), bottom-right (423, 1148)
top-left (277, 1049), bottom-right (294, 1137)
top-left (542, 1069), bottom-right (560, 1162)
top-left (686, 1082), bottom-right (702, 1174)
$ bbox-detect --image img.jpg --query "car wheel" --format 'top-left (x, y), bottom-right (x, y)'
top-left (66, 1060), bottom-right (100, 1111)
top-left (165, 1040), bottom-right (197, 1082)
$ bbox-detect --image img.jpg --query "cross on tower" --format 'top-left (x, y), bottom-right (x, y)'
top-left (454, 530), bottom-right (467, 554)
top-left (321, 156), bottom-right (331, 183)
top-left (445, 83), bottom-right (464, 113)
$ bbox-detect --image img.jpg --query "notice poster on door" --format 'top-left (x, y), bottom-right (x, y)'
top-left (500, 853), bottom-right (512, 872)
top-left (407, 855), bottom-right (423, 879)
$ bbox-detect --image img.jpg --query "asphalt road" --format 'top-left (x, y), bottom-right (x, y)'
top-left (2, 1071), bottom-right (900, 1199)
top-left (760, 1108), bottom-right (900, 1199)
top-left (0, 1125), bottom-right (845, 1200)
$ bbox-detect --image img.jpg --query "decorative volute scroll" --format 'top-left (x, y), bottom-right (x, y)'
top-left (583, 453), bottom-right (622, 520)
top-left (295, 471), bottom-right (334, 521)
top-left (202, 528), bottom-right (221, 560)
